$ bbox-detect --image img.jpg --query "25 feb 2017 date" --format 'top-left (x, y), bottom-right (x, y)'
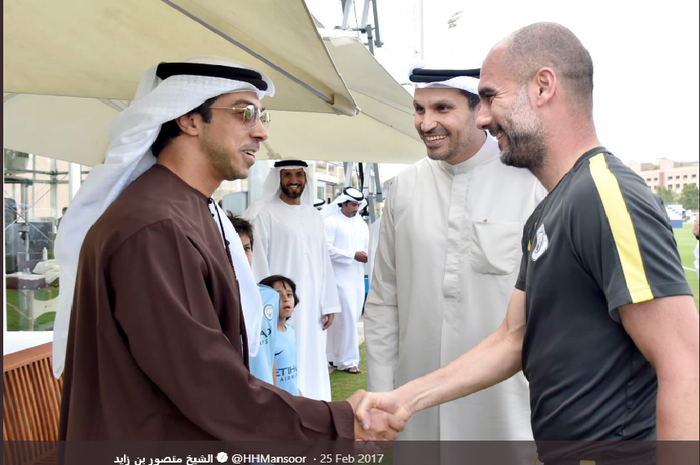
top-left (319, 454), bottom-right (384, 463)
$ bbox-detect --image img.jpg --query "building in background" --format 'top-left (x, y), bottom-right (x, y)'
top-left (314, 161), bottom-right (346, 204)
top-left (626, 159), bottom-right (699, 194)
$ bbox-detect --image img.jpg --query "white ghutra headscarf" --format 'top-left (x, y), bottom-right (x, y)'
top-left (409, 61), bottom-right (481, 95)
top-left (321, 187), bottom-right (367, 218)
top-left (243, 160), bottom-right (315, 220)
top-left (53, 56), bottom-right (275, 377)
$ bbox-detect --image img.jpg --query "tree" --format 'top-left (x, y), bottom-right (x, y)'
top-left (656, 186), bottom-right (677, 205)
top-left (679, 184), bottom-right (699, 212)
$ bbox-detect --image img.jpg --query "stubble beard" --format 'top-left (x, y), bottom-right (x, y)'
top-left (203, 138), bottom-right (247, 181)
top-left (499, 88), bottom-right (548, 175)
top-left (281, 182), bottom-right (305, 199)
top-left (425, 113), bottom-right (475, 163)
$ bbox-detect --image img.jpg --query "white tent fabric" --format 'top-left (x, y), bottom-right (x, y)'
top-left (4, 31), bottom-right (425, 165)
top-left (3, 95), bottom-right (121, 167)
top-left (4, 0), bottom-right (357, 115)
top-left (261, 32), bottom-right (424, 164)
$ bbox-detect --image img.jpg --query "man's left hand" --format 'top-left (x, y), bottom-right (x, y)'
top-left (354, 251), bottom-right (369, 263)
top-left (322, 313), bottom-right (335, 330)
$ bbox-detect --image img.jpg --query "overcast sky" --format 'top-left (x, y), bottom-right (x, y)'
top-left (306, 0), bottom-right (699, 165)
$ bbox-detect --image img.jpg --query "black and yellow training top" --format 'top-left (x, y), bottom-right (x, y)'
top-left (516, 147), bottom-right (691, 446)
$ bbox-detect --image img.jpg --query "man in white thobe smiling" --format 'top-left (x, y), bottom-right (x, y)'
top-left (364, 66), bottom-right (546, 445)
top-left (244, 160), bottom-right (341, 401)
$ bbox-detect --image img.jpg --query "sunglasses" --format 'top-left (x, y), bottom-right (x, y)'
top-left (208, 104), bottom-right (271, 129)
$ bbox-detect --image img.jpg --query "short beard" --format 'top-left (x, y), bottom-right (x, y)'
top-left (499, 88), bottom-right (548, 176)
top-left (427, 146), bottom-right (461, 162)
top-left (281, 183), bottom-right (305, 199)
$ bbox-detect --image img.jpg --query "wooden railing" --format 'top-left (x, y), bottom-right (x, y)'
top-left (3, 342), bottom-right (63, 464)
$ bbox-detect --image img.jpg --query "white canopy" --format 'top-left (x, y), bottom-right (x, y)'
top-left (262, 32), bottom-right (424, 163)
top-left (3, 1), bottom-right (424, 164)
top-left (3, 0), bottom-right (357, 114)
top-left (3, 94), bottom-right (121, 167)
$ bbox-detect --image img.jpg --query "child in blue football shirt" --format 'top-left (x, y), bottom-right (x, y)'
top-left (229, 214), bottom-right (278, 385)
top-left (259, 275), bottom-right (301, 397)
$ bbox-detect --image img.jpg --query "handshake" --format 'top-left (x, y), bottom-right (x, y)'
top-left (346, 389), bottom-right (411, 442)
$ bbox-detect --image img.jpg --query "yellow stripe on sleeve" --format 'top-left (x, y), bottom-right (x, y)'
top-left (588, 154), bottom-right (653, 303)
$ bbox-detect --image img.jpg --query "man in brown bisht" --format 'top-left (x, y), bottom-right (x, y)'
top-left (55, 56), bottom-right (403, 441)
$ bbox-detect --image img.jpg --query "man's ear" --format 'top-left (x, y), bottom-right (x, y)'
top-left (533, 67), bottom-right (557, 108)
top-left (175, 112), bottom-right (202, 136)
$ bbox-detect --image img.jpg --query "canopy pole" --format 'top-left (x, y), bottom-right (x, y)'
top-left (99, 100), bottom-right (127, 112)
top-left (3, 94), bottom-right (21, 105)
top-left (373, 163), bottom-right (383, 203)
top-left (364, 163), bottom-right (376, 222)
top-left (340, 0), bottom-right (353, 29)
top-left (344, 162), bottom-right (353, 187)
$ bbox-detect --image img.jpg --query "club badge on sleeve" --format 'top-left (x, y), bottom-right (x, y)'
top-left (531, 223), bottom-right (549, 262)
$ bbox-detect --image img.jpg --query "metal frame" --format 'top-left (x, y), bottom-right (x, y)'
top-left (337, 0), bottom-right (385, 225)
top-left (4, 152), bottom-right (84, 344)
top-left (340, 0), bottom-right (383, 52)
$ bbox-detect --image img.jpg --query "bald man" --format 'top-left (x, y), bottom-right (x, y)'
top-left (355, 23), bottom-right (698, 463)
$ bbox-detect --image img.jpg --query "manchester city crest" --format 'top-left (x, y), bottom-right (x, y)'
top-left (531, 223), bottom-right (549, 261)
top-left (264, 304), bottom-right (274, 321)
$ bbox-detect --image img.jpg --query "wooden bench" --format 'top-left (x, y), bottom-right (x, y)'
top-left (3, 342), bottom-right (63, 465)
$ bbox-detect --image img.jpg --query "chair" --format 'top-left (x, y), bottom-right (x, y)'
top-left (3, 342), bottom-right (62, 465)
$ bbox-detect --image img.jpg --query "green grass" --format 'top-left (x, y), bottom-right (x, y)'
top-left (330, 342), bottom-right (368, 401)
top-left (6, 289), bottom-right (29, 330)
top-left (5, 287), bottom-right (59, 331)
top-left (330, 342), bottom-right (395, 463)
top-left (674, 223), bottom-right (699, 309)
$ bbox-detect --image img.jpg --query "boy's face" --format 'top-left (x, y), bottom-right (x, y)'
top-left (272, 281), bottom-right (295, 321)
top-left (238, 232), bottom-right (253, 265)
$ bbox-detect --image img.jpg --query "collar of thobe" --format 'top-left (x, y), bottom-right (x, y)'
top-left (439, 132), bottom-right (498, 175)
top-left (275, 196), bottom-right (304, 210)
top-left (52, 56), bottom-right (274, 377)
top-left (329, 209), bottom-right (358, 222)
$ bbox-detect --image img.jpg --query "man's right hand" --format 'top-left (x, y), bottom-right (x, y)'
top-left (351, 389), bottom-right (412, 433)
top-left (347, 391), bottom-right (405, 442)
top-left (354, 251), bottom-right (369, 263)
